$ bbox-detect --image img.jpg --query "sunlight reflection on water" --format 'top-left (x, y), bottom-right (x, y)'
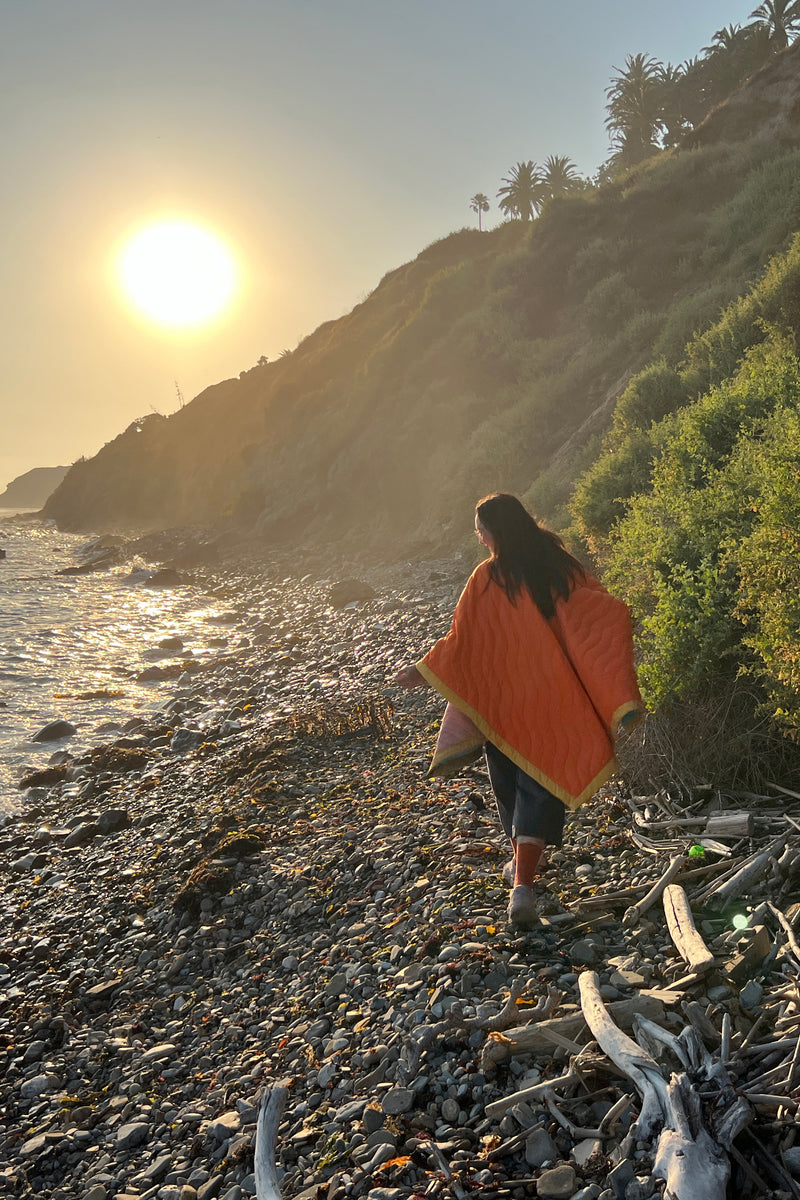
top-left (0, 520), bottom-right (232, 812)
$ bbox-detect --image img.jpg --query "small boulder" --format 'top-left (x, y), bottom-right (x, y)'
top-left (137, 665), bottom-right (166, 682)
top-left (381, 1087), bottom-right (414, 1115)
top-left (569, 938), bottom-right (603, 965)
top-left (536, 1164), bottom-right (576, 1199)
top-left (524, 1127), bottom-right (558, 1168)
top-left (171, 728), bottom-right (204, 755)
top-left (97, 808), bottom-right (131, 835)
top-left (20, 1073), bottom-right (56, 1099)
top-left (117, 1121), bottom-right (149, 1150)
top-left (328, 579), bottom-right (377, 608)
top-left (32, 719), bottom-right (77, 743)
top-left (144, 568), bottom-right (189, 589)
top-left (157, 635), bottom-right (184, 651)
top-left (64, 822), bottom-right (100, 849)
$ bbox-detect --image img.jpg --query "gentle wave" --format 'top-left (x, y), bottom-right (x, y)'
top-left (0, 520), bottom-right (238, 812)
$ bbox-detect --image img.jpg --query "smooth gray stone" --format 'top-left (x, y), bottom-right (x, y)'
top-left (381, 1087), bottom-right (414, 1115)
top-left (524, 1126), bottom-right (558, 1168)
top-left (33, 719), bottom-right (77, 742)
top-left (536, 1163), bottom-right (576, 1199)
top-left (116, 1121), bottom-right (149, 1149)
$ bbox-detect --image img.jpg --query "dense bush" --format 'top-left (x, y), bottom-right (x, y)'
top-left (602, 333), bottom-right (800, 741)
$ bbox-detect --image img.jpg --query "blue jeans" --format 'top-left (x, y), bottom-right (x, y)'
top-left (485, 742), bottom-right (566, 845)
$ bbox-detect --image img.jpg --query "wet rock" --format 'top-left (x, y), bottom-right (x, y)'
top-left (158, 636), bottom-right (185, 651)
top-left (138, 665), bottom-right (167, 682)
top-left (18, 763), bottom-right (70, 788)
top-left (32, 719), bottom-right (77, 742)
top-left (145, 568), bottom-right (190, 589)
top-left (12, 851), bottom-right (49, 872)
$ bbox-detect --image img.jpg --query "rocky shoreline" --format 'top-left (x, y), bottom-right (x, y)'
top-left (2, 549), bottom-right (800, 1200)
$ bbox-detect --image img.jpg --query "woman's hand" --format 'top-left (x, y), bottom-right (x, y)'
top-left (393, 664), bottom-right (426, 689)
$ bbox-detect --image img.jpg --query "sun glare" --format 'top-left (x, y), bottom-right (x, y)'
top-left (118, 220), bottom-right (237, 327)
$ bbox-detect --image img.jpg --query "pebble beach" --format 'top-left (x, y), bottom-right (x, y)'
top-left (2, 539), bottom-right (800, 1200)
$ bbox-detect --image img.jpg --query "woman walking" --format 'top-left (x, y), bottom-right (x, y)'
top-left (395, 493), bottom-right (642, 927)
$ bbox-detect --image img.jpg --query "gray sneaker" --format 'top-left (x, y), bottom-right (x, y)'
top-left (502, 858), bottom-right (515, 886)
top-left (507, 885), bottom-right (538, 927)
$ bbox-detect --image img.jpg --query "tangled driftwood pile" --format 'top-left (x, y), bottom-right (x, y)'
top-left (464, 783), bottom-right (800, 1199)
top-left (252, 781), bottom-right (800, 1200)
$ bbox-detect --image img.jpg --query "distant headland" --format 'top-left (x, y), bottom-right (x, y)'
top-left (0, 465), bottom-right (69, 510)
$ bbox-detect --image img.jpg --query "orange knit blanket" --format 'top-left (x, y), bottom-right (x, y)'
top-left (417, 562), bottom-right (643, 809)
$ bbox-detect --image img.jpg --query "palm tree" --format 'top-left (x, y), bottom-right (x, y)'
top-left (605, 53), bottom-right (668, 167)
top-left (703, 23), bottom-right (748, 54)
top-left (497, 161), bottom-right (545, 221)
top-left (655, 62), bottom-right (691, 147)
top-left (469, 193), bottom-right (490, 231)
top-left (748, 0), bottom-right (800, 49)
top-left (539, 155), bottom-right (582, 200)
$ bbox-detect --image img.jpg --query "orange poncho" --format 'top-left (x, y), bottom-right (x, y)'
top-left (416, 561), bottom-right (643, 809)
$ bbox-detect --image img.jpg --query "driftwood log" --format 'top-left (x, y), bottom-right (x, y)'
top-left (254, 1086), bottom-right (288, 1200)
top-left (481, 993), bottom-right (666, 1067)
top-left (702, 836), bottom-right (787, 908)
top-left (662, 884), bottom-right (715, 973)
top-left (622, 852), bottom-right (685, 928)
top-left (578, 971), bottom-right (738, 1200)
top-left (577, 972), bottom-right (668, 1142)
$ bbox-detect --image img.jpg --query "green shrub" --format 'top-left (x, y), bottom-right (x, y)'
top-left (581, 273), bottom-right (643, 336)
top-left (652, 281), bottom-right (741, 363)
top-left (571, 428), bottom-right (660, 549)
top-left (733, 408), bottom-right (800, 732)
top-left (611, 359), bottom-right (689, 439)
top-left (604, 333), bottom-right (800, 723)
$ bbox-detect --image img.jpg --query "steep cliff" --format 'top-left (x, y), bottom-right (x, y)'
top-left (44, 41), bottom-right (800, 556)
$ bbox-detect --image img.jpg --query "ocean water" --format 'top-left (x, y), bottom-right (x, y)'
top-left (0, 513), bottom-right (233, 813)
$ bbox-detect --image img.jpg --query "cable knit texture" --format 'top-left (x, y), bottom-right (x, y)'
top-left (417, 561), bottom-right (643, 809)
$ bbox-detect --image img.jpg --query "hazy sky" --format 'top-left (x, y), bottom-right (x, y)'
top-left (1, 0), bottom-right (757, 489)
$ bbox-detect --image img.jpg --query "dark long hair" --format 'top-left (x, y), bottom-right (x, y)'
top-left (476, 493), bottom-right (585, 619)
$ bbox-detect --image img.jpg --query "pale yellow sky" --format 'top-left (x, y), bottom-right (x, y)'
top-left (0, 0), bottom-right (755, 491)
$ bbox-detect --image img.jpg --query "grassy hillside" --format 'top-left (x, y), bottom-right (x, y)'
top-left (45, 43), bottom-right (800, 572)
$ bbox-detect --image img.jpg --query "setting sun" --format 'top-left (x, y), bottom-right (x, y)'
top-left (118, 220), bottom-right (237, 327)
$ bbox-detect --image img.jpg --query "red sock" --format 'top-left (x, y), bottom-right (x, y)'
top-left (514, 837), bottom-right (544, 888)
